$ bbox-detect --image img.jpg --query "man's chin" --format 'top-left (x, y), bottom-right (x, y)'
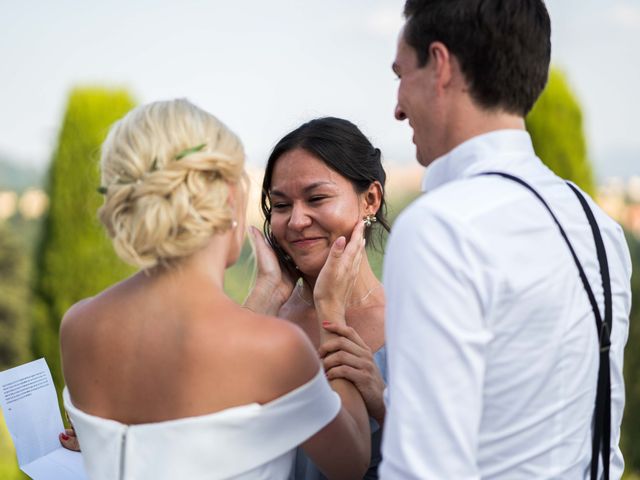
top-left (416, 146), bottom-right (435, 167)
top-left (415, 147), bottom-right (428, 167)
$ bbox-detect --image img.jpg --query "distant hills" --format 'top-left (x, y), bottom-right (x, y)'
top-left (0, 146), bottom-right (635, 194)
top-left (592, 147), bottom-right (640, 181)
top-left (0, 157), bottom-right (44, 192)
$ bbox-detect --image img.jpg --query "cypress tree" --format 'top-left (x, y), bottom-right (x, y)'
top-left (0, 224), bottom-right (30, 370)
top-left (31, 87), bottom-right (136, 390)
top-left (526, 69), bottom-right (596, 195)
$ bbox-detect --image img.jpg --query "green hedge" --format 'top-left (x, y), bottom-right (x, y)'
top-left (31, 87), bottom-right (136, 390)
top-left (0, 225), bottom-right (30, 372)
top-left (526, 68), bottom-right (595, 194)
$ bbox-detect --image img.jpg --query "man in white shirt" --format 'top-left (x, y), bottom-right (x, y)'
top-left (380, 1), bottom-right (632, 479)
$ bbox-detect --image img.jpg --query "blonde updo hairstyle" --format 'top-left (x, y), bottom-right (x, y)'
top-left (98, 99), bottom-right (246, 269)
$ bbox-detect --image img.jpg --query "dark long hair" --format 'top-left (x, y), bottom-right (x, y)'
top-left (261, 117), bottom-right (390, 274)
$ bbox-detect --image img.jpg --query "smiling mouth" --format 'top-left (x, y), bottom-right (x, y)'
top-left (290, 237), bottom-right (324, 248)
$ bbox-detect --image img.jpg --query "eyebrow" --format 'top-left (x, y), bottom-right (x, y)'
top-left (270, 181), bottom-right (335, 198)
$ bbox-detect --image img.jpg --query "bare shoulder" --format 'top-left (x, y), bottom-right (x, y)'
top-left (59, 297), bottom-right (95, 342)
top-left (59, 296), bottom-right (102, 392)
top-left (245, 313), bottom-right (322, 401)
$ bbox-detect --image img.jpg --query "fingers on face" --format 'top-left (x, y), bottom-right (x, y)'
top-left (247, 225), bottom-right (257, 246)
top-left (346, 221), bottom-right (365, 253)
top-left (351, 224), bottom-right (367, 272)
top-left (248, 227), bottom-right (263, 264)
top-left (250, 227), bottom-right (267, 256)
top-left (332, 236), bottom-right (347, 254)
top-left (354, 217), bottom-right (366, 239)
top-left (328, 220), bottom-right (365, 264)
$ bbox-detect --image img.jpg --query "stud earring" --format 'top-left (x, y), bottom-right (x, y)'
top-left (363, 214), bottom-right (377, 228)
top-left (231, 220), bottom-right (238, 229)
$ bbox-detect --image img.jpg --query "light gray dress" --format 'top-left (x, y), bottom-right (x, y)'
top-left (290, 346), bottom-right (388, 480)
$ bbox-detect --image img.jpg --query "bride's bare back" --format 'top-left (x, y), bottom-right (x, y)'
top-left (61, 266), bottom-right (320, 425)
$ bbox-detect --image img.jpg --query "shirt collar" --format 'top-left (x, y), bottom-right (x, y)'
top-left (421, 129), bottom-right (535, 193)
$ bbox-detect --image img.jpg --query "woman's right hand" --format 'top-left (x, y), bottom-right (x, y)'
top-left (243, 226), bottom-right (296, 315)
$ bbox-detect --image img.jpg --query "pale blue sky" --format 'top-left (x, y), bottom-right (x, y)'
top-left (1, 0), bottom-right (638, 178)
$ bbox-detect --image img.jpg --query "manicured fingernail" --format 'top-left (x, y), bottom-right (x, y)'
top-left (60, 433), bottom-right (69, 440)
top-left (322, 321), bottom-right (331, 327)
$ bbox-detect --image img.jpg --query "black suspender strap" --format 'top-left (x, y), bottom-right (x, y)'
top-left (479, 171), bottom-right (612, 480)
top-left (567, 182), bottom-right (613, 480)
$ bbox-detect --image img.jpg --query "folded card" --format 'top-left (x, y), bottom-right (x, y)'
top-left (0, 358), bottom-right (86, 480)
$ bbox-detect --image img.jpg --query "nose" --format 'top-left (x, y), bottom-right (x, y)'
top-left (288, 203), bottom-right (312, 231)
top-left (395, 103), bottom-right (406, 121)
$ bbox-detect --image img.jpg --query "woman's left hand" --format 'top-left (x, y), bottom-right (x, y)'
top-left (319, 322), bottom-right (386, 426)
top-left (313, 220), bottom-right (366, 323)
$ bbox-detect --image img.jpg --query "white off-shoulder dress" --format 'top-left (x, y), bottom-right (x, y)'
top-left (63, 369), bottom-right (340, 480)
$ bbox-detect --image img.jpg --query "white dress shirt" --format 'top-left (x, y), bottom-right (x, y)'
top-left (380, 130), bottom-right (631, 480)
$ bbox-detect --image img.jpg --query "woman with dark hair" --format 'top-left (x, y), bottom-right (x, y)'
top-left (244, 117), bottom-right (390, 480)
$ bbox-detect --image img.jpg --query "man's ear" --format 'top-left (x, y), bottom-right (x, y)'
top-left (428, 41), bottom-right (453, 93)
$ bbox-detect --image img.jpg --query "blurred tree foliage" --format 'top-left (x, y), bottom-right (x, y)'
top-left (621, 233), bottom-right (640, 474)
top-left (31, 88), bottom-right (136, 390)
top-left (0, 224), bottom-right (30, 370)
top-left (526, 69), bottom-right (595, 195)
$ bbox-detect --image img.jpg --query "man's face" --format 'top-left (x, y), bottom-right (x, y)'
top-left (392, 32), bottom-right (441, 167)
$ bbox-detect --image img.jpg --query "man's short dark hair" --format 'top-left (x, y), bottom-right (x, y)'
top-left (403, 0), bottom-right (551, 116)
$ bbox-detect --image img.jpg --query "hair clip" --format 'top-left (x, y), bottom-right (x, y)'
top-left (175, 143), bottom-right (206, 161)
